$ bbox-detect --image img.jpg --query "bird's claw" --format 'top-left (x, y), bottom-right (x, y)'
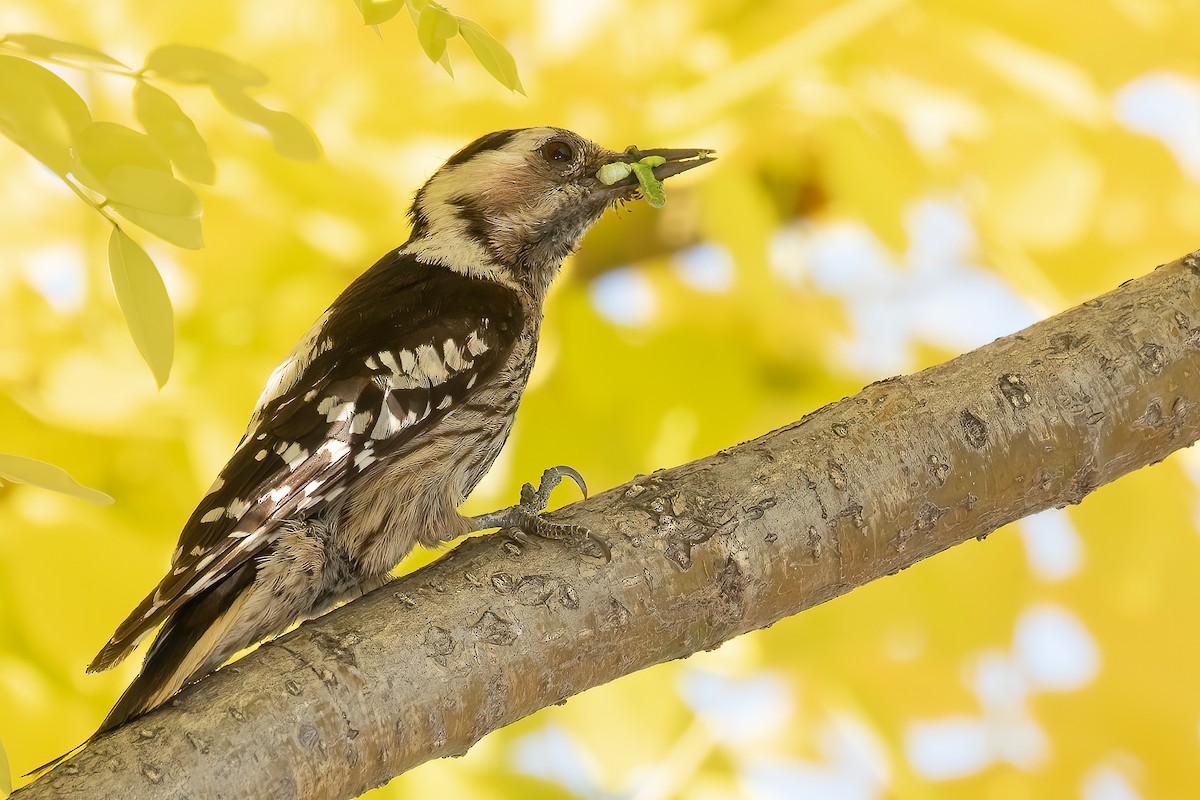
top-left (519, 465), bottom-right (587, 513)
top-left (513, 510), bottom-right (610, 564)
top-left (470, 465), bottom-right (608, 562)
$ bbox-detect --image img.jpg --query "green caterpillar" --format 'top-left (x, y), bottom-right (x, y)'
top-left (596, 155), bottom-right (667, 208)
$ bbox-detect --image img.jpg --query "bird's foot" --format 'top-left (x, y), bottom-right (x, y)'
top-left (469, 465), bottom-right (610, 562)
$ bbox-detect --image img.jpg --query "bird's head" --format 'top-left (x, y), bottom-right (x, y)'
top-left (406, 127), bottom-right (713, 299)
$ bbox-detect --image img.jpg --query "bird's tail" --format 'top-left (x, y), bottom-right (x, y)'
top-left (25, 563), bottom-right (257, 778)
top-left (97, 561), bottom-right (257, 735)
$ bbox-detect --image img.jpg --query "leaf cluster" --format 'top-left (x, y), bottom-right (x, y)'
top-left (0, 35), bottom-right (321, 386)
top-left (354, 0), bottom-right (524, 92)
top-left (0, 35), bottom-right (320, 501)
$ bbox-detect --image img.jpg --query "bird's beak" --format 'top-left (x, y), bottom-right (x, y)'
top-left (622, 146), bottom-right (717, 181)
top-left (594, 145), bottom-right (716, 197)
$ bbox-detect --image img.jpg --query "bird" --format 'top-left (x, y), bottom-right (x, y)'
top-left (71, 127), bottom-right (714, 747)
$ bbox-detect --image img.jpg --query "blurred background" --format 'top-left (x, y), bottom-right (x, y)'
top-left (2, 0), bottom-right (1200, 797)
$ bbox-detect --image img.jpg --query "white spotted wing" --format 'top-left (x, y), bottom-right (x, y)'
top-left (90, 258), bottom-right (522, 671)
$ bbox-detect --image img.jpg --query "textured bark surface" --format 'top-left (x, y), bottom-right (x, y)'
top-left (18, 251), bottom-right (1200, 800)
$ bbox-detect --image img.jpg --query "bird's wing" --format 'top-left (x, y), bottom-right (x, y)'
top-left (91, 260), bottom-right (523, 671)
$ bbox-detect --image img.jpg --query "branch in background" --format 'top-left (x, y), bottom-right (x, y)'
top-left (16, 251), bottom-right (1200, 799)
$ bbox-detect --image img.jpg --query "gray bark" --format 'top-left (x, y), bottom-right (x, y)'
top-left (17, 250), bottom-right (1200, 800)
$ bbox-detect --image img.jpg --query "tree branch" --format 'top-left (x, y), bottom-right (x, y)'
top-left (19, 250), bottom-right (1200, 800)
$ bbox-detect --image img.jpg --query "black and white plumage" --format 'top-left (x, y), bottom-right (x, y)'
top-left (79, 127), bottom-right (713, 739)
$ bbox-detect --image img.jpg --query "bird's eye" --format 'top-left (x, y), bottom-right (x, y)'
top-left (540, 140), bottom-right (575, 166)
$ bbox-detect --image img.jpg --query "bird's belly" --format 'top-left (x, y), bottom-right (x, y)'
top-left (329, 376), bottom-right (523, 576)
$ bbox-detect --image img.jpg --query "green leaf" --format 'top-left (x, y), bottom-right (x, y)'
top-left (0, 454), bottom-right (114, 505)
top-left (144, 45), bottom-right (267, 88)
top-left (72, 120), bottom-right (171, 195)
top-left (457, 18), bottom-right (524, 93)
top-left (70, 121), bottom-right (200, 217)
top-left (406, 0), bottom-right (432, 23)
top-left (436, 48), bottom-right (454, 78)
top-left (405, 0), bottom-right (424, 26)
top-left (104, 164), bottom-right (201, 215)
top-left (417, 4), bottom-right (459, 64)
top-left (403, 2), bottom-right (452, 75)
top-left (108, 227), bottom-right (174, 386)
top-left (355, 0), bottom-right (406, 25)
top-left (141, 48), bottom-right (320, 162)
top-left (134, 82), bottom-right (215, 184)
top-left (2, 33), bottom-right (127, 68)
top-left (211, 82), bottom-right (322, 161)
top-left (0, 55), bottom-right (91, 174)
top-left (112, 205), bottom-right (204, 249)
top-left (71, 122), bottom-right (204, 243)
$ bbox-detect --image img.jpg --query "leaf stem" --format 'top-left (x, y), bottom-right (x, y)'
top-left (60, 174), bottom-right (121, 230)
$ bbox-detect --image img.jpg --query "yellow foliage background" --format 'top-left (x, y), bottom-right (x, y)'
top-left (3, 0), bottom-right (1200, 797)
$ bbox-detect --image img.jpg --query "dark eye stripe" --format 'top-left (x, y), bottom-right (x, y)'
top-left (443, 129), bottom-right (521, 168)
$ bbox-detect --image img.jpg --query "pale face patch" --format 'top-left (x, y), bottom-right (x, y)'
top-left (403, 126), bottom-right (615, 292)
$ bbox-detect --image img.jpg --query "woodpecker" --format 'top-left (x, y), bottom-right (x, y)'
top-left (81, 128), bottom-right (714, 738)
